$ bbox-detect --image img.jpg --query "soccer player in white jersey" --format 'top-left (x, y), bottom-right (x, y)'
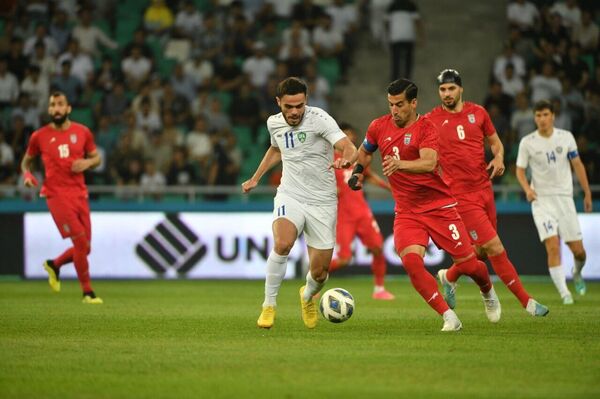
top-left (242, 77), bottom-right (357, 329)
top-left (516, 100), bottom-right (592, 304)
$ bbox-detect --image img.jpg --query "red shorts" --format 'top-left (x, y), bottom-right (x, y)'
top-left (46, 195), bottom-right (91, 240)
top-left (455, 187), bottom-right (497, 246)
top-left (336, 210), bottom-right (383, 259)
top-left (393, 206), bottom-right (473, 259)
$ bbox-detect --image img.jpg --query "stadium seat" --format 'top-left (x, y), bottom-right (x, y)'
top-left (232, 125), bottom-right (253, 153)
top-left (317, 57), bottom-right (341, 87)
top-left (70, 108), bottom-right (94, 127)
top-left (157, 58), bottom-right (178, 79)
top-left (211, 91), bottom-right (233, 113)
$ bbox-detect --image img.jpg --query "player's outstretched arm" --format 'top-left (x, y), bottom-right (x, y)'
top-left (20, 153), bottom-right (39, 187)
top-left (348, 145), bottom-right (373, 191)
top-left (71, 150), bottom-right (101, 173)
top-left (515, 166), bottom-right (537, 202)
top-left (570, 157), bottom-right (593, 212)
top-left (485, 133), bottom-right (506, 179)
top-left (241, 146), bottom-right (282, 193)
top-left (331, 137), bottom-right (357, 169)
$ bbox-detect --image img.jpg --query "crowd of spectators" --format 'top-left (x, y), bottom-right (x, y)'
top-left (0, 0), bottom-right (360, 200)
top-left (484, 0), bottom-right (600, 188)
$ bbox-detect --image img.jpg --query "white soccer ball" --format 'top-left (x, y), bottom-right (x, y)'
top-left (319, 288), bottom-right (355, 323)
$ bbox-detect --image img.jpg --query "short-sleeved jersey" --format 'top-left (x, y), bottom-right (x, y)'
top-left (363, 114), bottom-right (455, 213)
top-left (26, 122), bottom-right (96, 197)
top-left (334, 152), bottom-right (370, 220)
top-left (516, 128), bottom-right (578, 197)
top-left (427, 102), bottom-right (496, 195)
top-left (268, 106), bottom-right (346, 206)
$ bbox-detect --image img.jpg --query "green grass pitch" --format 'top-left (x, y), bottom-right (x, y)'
top-left (1, 278), bottom-right (599, 398)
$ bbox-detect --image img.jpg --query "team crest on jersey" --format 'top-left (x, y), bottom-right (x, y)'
top-left (297, 132), bottom-right (306, 143)
top-left (70, 134), bottom-right (77, 143)
top-left (467, 114), bottom-right (476, 124)
top-left (404, 133), bottom-right (412, 145)
top-left (556, 146), bottom-right (563, 154)
top-left (469, 230), bottom-right (478, 241)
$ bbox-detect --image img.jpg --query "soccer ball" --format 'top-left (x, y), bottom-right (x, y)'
top-left (319, 288), bottom-right (355, 323)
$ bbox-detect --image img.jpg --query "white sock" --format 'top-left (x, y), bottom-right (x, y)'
top-left (574, 258), bottom-right (585, 275)
top-left (374, 285), bottom-right (385, 293)
top-left (549, 265), bottom-right (571, 298)
top-left (303, 271), bottom-right (328, 301)
top-left (263, 251), bottom-right (288, 307)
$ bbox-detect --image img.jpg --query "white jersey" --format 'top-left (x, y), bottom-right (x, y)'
top-left (268, 106), bottom-right (346, 206)
top-left (516, 128), bottom-right (578, 197)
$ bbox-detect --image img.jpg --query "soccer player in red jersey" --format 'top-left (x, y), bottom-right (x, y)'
top-left (349, 79), bottom-right (500, 331)
top-left (21, 91), bottom-right (103, 304)
top-left (428, 69), bottom-right (549, 317)
top-left (330, 122), bottom-right (395, 300)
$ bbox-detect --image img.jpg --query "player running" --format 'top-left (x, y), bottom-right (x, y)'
top-left (349, 78), bottom-right (500, 331)
top-left (242, 77), bottom-right (357, 329)
top-left (428, 69), bottom-right (549, 317)
top-left (21, 91), bottom-right (103, 304)
top-left (516, 100), bottom-right (591, 304)
top-left (329, 122), bottom-right (395, 300)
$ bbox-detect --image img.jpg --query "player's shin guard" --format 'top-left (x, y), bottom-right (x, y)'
top-left (371, 253), bottom-right (386, 286)
top-left (401, 253), bottom-right (449, 315)
top-left (72, 235), bottom-right (93, 293)
top-left (263, 250), bottom-right (288, 307)
top-left (454, 257), bottom-right (492, 293)
top-left (489, 251), bottom-right (530, 307)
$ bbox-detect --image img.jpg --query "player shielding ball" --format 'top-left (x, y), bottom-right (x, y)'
top-left (349, 78), bottom-right (500, 331)
top-left (242, 77), bottom-right (357, 329)
top-left (516, 100), bottom-right (591, 304)
top-left (329, 122), bottom-right (395, 300)
top-left (21, 91), bottom-right (103, 304)
top-left (428, 69), bottom-right (549, 317)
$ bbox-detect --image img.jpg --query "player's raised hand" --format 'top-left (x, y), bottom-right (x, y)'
top-left (23, 171), bottom-right (38, 187)
top-left (241, 179), bottom-right (258, 194)
top-left (487, 157), bottom-right (505, 179)
top-left (382, 155), bottom-right (399, 176)
top-left (71, 159), bottom-right (90, 173)
top-left (329, 157), bottom-right (352, 169)
top-left (584, 193), bottom-right (592, 213)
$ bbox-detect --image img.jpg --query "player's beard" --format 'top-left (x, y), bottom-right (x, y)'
top-left (284, 111), bottom-right (304, 126)
top-left (442, 93), bottom-right (461, 110)
top-left (52, 113), bottom-right (68, 126)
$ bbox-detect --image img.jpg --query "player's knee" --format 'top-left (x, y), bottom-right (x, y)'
top-left (573, 248), bottom-right (586, 262)
top-left (273, 239), bottom-right (294, 255)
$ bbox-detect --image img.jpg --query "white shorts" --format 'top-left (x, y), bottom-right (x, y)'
top-left (273, 192), bottom-right (337, 250)
top-left (531, 196), bottom-right (583, 242)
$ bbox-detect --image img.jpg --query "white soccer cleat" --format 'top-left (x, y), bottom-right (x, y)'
top-left (481, 287), bottom-right (501, 323)
top-left (441, 309), bottom-right (462, 332)
top-left (562, 294), bottom-right (574, 305)
top-left (572, 266), bottom-right (586, 296)
top-left (526, 298), bottom-right (549, 317)
top-left (437, 269), bottom-right (457, 309)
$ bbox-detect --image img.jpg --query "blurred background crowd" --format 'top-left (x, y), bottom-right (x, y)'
top-left (0, 0), bottom-right (598, 201)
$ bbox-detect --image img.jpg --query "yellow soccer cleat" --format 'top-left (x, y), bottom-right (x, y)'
top-left (43, 260), bottom-right (60, 293)
top-left (299, 285), bottom-right (318, 329)
top-left (82, 291), bottom-right (103, 304)
top-left (257, 306), bottom-right (276, 329)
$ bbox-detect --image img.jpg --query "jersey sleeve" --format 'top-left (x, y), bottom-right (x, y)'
top-left (516, 139), bottom-right (529, 168)
top-left (267, 118), bottom-right (279, 147)
top-left (566, 132), bottom-right (579, 160)
top-left (84, 127), bottom-right (97, 153)
top-left (26, 131), bottom-right (40, 157)
top-left (363, 119), bottom-right (379, 153)
top-left (419, 120), bottom-right (439, 152)
top-left (318, 110), bottom-right (346, 146)
top-left (481, 108), bottom-right (497, 136)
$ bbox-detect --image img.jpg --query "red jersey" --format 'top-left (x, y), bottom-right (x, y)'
top-left (26, 122), bottom-right (96, 197)
top-left (334, 153), bottom-right (371, 220)
top-left (364, 114), bottom-right (455, 213)
top-left (427, 102), bottom-right (496, 195)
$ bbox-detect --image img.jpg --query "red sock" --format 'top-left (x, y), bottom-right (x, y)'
top-left (452, 257), bottom-right (492, 293)
top-left (371, 254), bottom-right (386, 286)
top-left (402, 253), bottom-right (449, 315)
top-left (489, 251), bottom-right (530, 307)
top-left (53, 247), bottom-right (74, 268)
top-left (329, 258), bottom-right (343, 273)
top-left (72, 235), bottom-right (93, 293)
